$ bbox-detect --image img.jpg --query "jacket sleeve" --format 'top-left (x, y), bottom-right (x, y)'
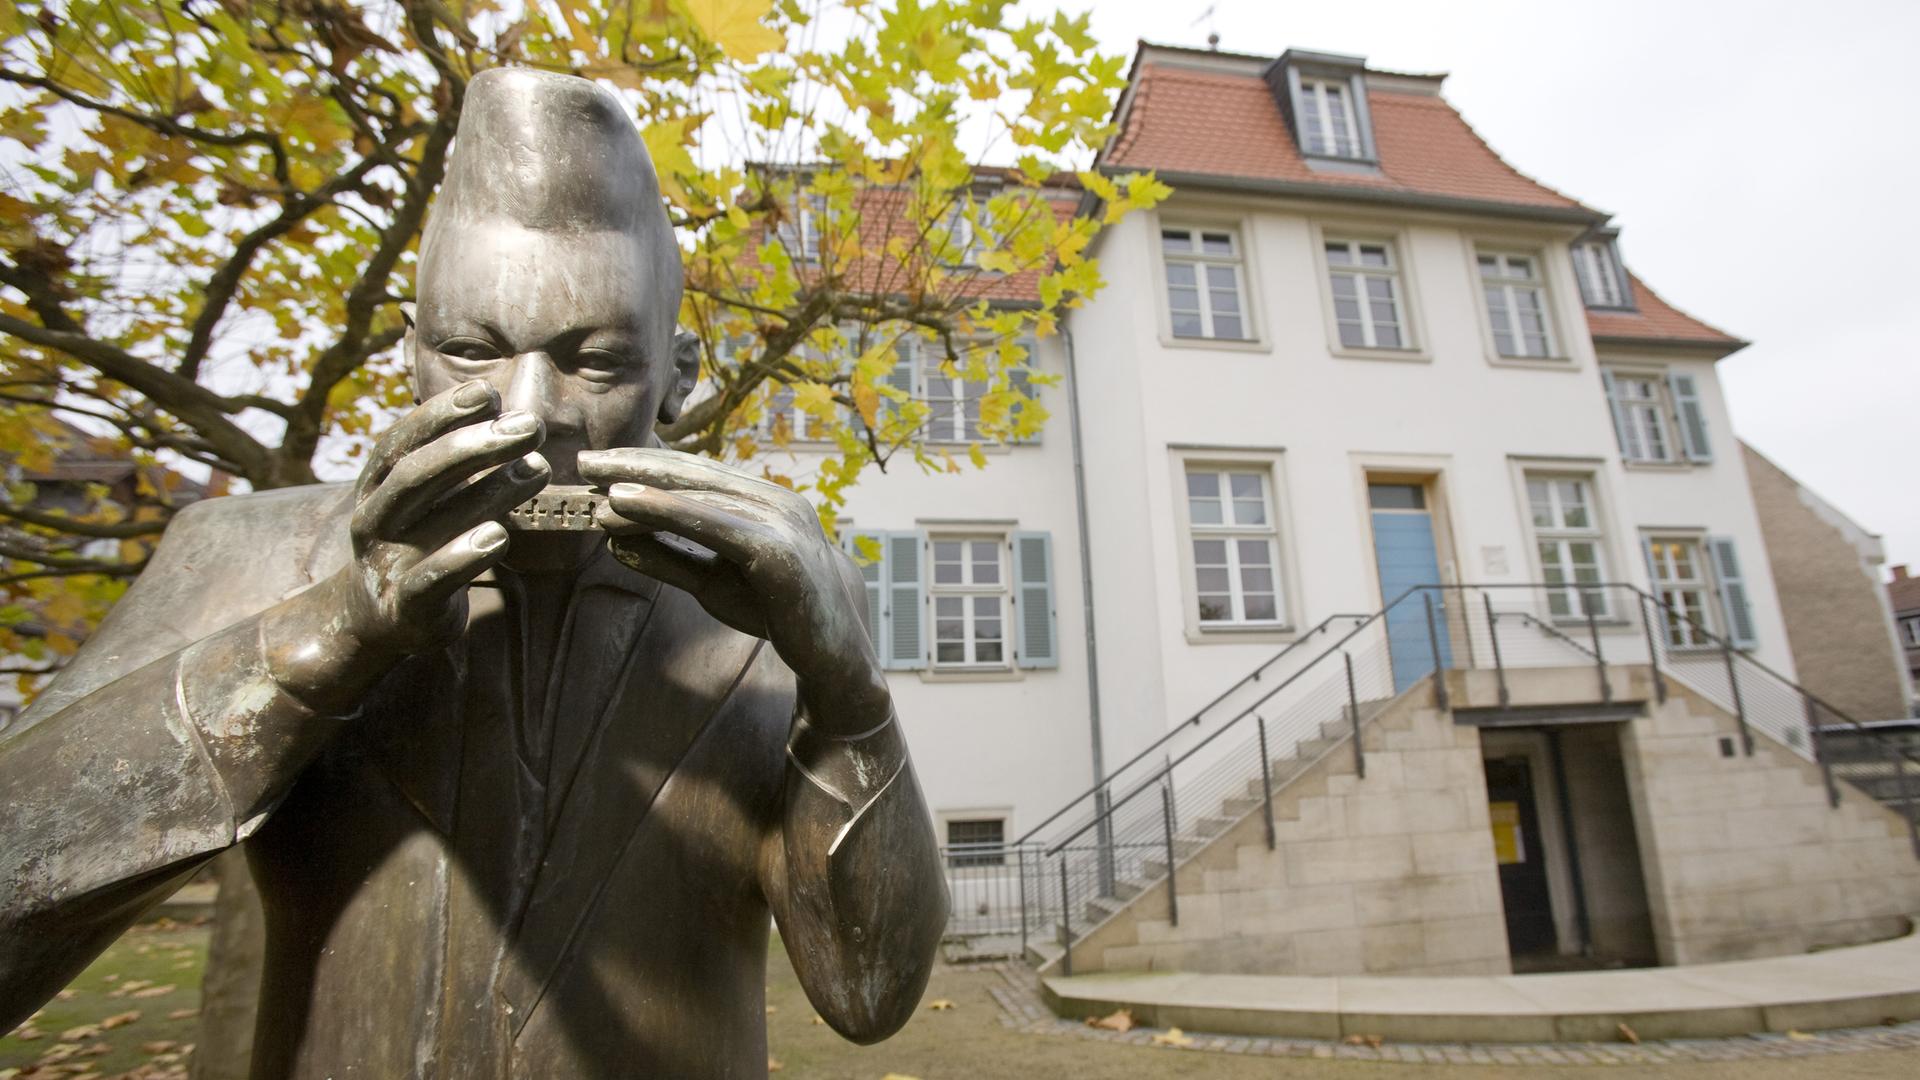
top-left (0, 504), bottom-right (354, 1031)
top-left (760, 709), bottom-right (948, 1044)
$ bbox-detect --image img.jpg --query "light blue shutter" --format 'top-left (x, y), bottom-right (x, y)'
top-left (846, 530), bottom-right (889, 661)
top-left (1007, 364), bottom-right (1039, 445)
top-left (1640, 536), bottom-right (1659, 590)
top-left (1012, 531), bottom-right (1057, 669)
top-left (1599, 369), bottom-right (1637, 460)
top-left (1668, 372), bottom-right (1713, 463)
top-left (886, 530), bottom-right (926, 670)
top-left (1707, 535), bottom-right (1758, 649)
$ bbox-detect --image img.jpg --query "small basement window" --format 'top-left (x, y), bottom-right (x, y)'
top-left (945, 818), bottom-right (1006, 866)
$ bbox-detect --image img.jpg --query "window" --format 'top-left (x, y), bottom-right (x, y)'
top-left (1526, 475), bottom-right (1609, 619)
top-left (943, 203), bottom-right (987, 267)
top-left (1325, 239), bottom-right (1406, 349)
top-left (1162, 227), bottom-right (1249, 341)
top-left (931, 536), bottom-right (1008, 668)
top-left (1605, 373), bottom-right (1675, 463)
top-left (1573, 239), bottom-right (1629, 309)
top-left (1299, 77), bottom-right (1363, 158)
top-left (922, 354), bottom-right (985, 443)
top-left (778, 194), bottom-right (825, 262)
top-left (1477, 250), bottom-right (1556, 358)
top-left (945, 818), bottom-right (1006, 867)
top-left (1646, 538), bottom-right (1714, 648)
top-left (1185, 467), bottom-right (1283, 625)
top-left (1903, 617), bottom-right (1920, 648)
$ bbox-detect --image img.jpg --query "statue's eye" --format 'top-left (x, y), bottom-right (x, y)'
top-left (438, 338), bottom-right (500, 363)
top-left (575, 348), bottom-right (627, 376)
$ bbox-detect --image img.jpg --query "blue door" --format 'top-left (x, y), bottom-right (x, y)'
top-left (1369, 483), bottom-right (1450, 694)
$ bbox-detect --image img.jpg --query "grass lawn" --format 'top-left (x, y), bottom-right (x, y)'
top-left (0, 919), bottom-right (203, 1079)
top-left (10, 922), bottom-right (1920, 1079)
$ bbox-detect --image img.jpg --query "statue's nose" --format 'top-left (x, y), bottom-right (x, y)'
top-left (500, 352), bottom-right (583, 437)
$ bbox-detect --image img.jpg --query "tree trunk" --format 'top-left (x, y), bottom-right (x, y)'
top-left (189, 848), bottom-right (264, 1080)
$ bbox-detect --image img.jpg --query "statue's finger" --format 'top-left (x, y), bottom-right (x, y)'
top-left (397, 521), bottom-right (509, 613)
top-left (352, 412), bottom-right (543, 544)
top-left (607, 530), bottom-right (725, 596)
top-left (595, 484), bottom-right (769, 567)
top-left (360, 380), bottom-right (499, 496)
top-left (409, 452), bottom-right (549, 551)
top-left (579, 447), bottom-right (782, 503)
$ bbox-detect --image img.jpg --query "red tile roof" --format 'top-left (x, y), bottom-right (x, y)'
top-left (1102, 60), bottom-right (1594, 217)
top-left (1586, 273), bottom-right (1744, 351)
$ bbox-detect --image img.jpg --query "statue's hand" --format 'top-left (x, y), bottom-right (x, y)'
top-left (580, 448), bottom-right (890, 735)
top-left (329, 380), bottom-right (549, 656)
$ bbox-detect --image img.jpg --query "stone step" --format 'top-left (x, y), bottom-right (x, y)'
top-left (1190, 815), bottom-right (1233, 838)
top-left (1024, 936), bottom-right (1064, 969)
top-left (1084, 895), bottom-right (1124, 924)
top-left (1111, 876), bottom-right (1146, 901)
top-left (1218, 795), bottom-right (1260, 817)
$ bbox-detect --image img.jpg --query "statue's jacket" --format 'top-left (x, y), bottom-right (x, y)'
top-left (0, 483), bottom-right (947, 1078)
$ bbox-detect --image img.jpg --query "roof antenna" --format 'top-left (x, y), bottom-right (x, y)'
top-left (1192, 5), bottom-right (1220, 51)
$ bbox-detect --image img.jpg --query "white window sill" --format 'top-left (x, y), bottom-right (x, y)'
top-left (918, 666), bottom-right (1025, 683)
top-left (1159, 334), bottom-right (1273, 355)
top-left (1331, 343), bottom-right (1431, 364)
top-left (1185, 623), bottom-right (1297, 646)
top-left (1487, 353), bottom-right (1577, 372)
top-left (1622, 459), bottom-right (1693, 473)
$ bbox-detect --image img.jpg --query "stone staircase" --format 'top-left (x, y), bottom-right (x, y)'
top-left (1042, 697), bottom-right (1397, 957)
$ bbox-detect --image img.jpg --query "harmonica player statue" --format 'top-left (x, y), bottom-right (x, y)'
top-left (0, 68), bottom-right (946, 1077)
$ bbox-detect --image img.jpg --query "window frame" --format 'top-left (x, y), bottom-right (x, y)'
top-left (1644, 534), bottom-right (1717, 649)
top-left (1149, 212), bottom-right (1268, 352)
top-left (1520, 470), bottom-right (1614, 622)
top-left (1475, 247), bottom-right (1562, 361)
top-left (1169, 448), bottom-right (1297, 642)
top-left (1280, 57), bottom-right (1378, 165)
top-left (940, 812), bottom-right (1010, 868)
top-left (1316, 229), bottom-right (1424, 357)
top-left (1903, 616), bottom-right (1920, 649)
top-left (1299, 77), bottom-right (1364, 159)
top-left (1572, 236), bottom-right (1633, 310)
top-left (1159, 224), bottom-right (1252, 343)
top-left (928, 533), bottom-right (1012, 671)
top-left (1607, 369), bottom-right (1680, 465)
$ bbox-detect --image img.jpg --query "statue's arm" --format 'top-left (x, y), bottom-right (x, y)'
top-left (0, 600), bottom-right (346, 1029)
top-left (759, 709), bottom-right (947, 1044)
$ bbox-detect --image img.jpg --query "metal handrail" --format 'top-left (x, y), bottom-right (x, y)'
top-left (1012, 610), bottom-right (1371, 846)
top-left (1044, 591), bottom-right (1422, 856)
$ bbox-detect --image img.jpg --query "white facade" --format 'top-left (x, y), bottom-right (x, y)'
top-left (774, 48), bottom-right (1798, 854)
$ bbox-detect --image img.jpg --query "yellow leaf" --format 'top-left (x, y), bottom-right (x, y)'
top-left (767, 1056), bottom-right (782, 1071)
top-left (681, 0), bottom-right (785, 63)
top-left (791, 382), bottom-right (836, 420)
top-left (1087, 1007), bottom-right (1134, 1032)
top-left (1151, 1027), bottom-right (1195, 1047)
top-left (926, 999), bottom-right (955, 1011)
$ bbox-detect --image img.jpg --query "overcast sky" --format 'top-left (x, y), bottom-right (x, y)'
top-left (1024, 0), bottom-right (1919, 575)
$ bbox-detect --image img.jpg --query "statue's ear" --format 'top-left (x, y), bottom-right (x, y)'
top-left (400, 302), bottom-right (422, 404)
top-left (658, 330), bottom-right (701, 424)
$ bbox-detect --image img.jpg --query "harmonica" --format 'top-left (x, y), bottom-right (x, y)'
top-left (507, 484), bottom-right (607, 531)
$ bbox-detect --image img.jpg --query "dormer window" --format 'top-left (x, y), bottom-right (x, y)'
top-left (1300, 78), bottom-right (1362, 158)
top-left (1267, 50), bottom-right (1377, 165)
top-left (1572, 236), bottom-right (1632, 310)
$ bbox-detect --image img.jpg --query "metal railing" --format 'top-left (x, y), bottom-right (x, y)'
top-left (936, 582), bottom-right (1920, 964)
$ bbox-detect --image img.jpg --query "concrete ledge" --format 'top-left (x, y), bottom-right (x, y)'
top-left (1041, 925), bottom-right (1920, 1043)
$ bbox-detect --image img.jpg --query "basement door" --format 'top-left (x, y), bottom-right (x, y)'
top-left (1484, 755), bottom-right (1557, 956)
top-left (1368, 483), bottom-right (1451, 694)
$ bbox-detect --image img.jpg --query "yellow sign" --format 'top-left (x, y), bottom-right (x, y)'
top-left (1490, 801), bottom-right (1526, 865)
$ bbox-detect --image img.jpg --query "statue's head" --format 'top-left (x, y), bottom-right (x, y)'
top-left (410, 68), bottom-right (699, 487)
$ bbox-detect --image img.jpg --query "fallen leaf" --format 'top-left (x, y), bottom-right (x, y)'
top-left (80, 1041), bottom-right (112, 1056)
top-left (766, 1057), bottom-right (782, 1072)
top-left (101, 1011), bottom-right (142, 1030)
top-left (12, 1025), bottom-right (42, 1041)
top-left (164, 1009), bottom-right (198, 1021)
top-left (132, 984), bottom-right (177, 998)
top-left (808, 1015), bottom-right (825, 1026)
top-left (1617, 1021), bottom-right (1639, 1045)
top-left (1151, 1027), bottom-right (1195, 1048)
top-left (1087, 1007), bottom-right (1135, 1032)
top-left (1787, 1030), bottom-right (1819, 1042)
top-left (142, 1040), bottom-right (181, 1054)
top-left (56, 990), bottom-right (76, 1000)
top-left (59, 1025), bottom-right (101, 1041)
top-left (764, 1005), bottom-right (776, 1015)
top-left (880, 1075), bottom-right (923, 1080)
top-left (926, 999), bottom-right (955, 1011)
top-left (1343, 1033), bottom-right (1384, 1049)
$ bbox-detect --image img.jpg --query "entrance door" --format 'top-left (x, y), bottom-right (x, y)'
top-left (1484, 756), bottom-right (1556, 957)
top-left (1368, 482), bottom-right (1450, 694)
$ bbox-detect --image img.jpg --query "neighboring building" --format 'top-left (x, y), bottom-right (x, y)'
top-left (1892, 565), bottom-right (1920, 692)
top-left (756, 42), bottom-right (1920, 976)
top-left (1742, 443), bottom-right (1912, 722)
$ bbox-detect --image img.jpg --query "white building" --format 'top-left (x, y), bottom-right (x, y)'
top-left (764, 44), bottom-right (1920, 972)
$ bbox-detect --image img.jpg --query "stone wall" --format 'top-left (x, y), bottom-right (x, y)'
top-left (1742, 443), bottom-right (1911, 721)
top-left (1063, 690), bottom-right (1512, 977)
top-left (1623, 678), bottom-right (1920, 965)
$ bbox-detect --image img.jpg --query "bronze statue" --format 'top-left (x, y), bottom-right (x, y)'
top-left (0, 68), bottom-right (946, 1077)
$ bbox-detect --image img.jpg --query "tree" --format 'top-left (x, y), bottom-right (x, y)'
top-left (0, 0), bottom-right (1168, 694)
